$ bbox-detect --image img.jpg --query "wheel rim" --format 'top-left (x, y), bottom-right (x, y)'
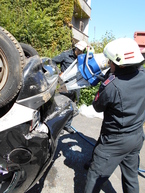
top-left (0, 49), bottom-right (9, 90)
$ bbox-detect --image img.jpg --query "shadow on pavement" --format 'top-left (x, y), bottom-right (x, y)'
top-left (54, 131), bottom-right (116, 193)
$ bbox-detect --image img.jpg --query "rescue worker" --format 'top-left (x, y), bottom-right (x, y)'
top-left (84, 38), bottom-right (145, 193)
top-left (52, 40), bottom-right (87, 73)
top-left (52, 40), bottom-right (87, 133)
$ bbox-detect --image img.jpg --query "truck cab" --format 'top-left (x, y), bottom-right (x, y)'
top-left (134, 31), bottom-right (145, 58)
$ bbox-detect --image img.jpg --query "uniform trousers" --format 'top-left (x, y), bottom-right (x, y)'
top-left (84, 129), bottom-right (144, 193)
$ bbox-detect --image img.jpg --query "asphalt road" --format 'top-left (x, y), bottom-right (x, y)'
top-left (27, 114), bottom-right (145, 193)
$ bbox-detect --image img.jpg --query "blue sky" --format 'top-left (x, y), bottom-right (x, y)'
top-left (88, 0), bottom-right (145, 42)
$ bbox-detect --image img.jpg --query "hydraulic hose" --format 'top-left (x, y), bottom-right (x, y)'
top-left (71, 125), bottom-right (95, 147)
top-left (138, 168), bottom-right (145, 173)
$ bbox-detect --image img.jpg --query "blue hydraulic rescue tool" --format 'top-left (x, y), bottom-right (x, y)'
top-left (59, 47), bottom-right (109, 92)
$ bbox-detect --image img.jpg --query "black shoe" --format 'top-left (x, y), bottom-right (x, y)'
top-left (64, 127), bottom-right (74, 134)
top-left (84, 159), bottom-right (92, 170)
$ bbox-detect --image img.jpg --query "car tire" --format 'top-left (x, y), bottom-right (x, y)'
top-left (0, 27), bottom-right (25, 107)
top-left (20, 43), bottom-right (39, 58)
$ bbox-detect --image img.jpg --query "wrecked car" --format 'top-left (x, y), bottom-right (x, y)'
top-left (0, 27), bottom-right (76, 193)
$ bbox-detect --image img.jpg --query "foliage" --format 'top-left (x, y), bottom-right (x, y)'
top-left (0, 0), bottom-right (74, 58)
top-left (78, 84), bottom-right (100, 106)
top-left (78, 31), bottom-right (115, 106)
top-left (91, 31), bottom-right (115, 54)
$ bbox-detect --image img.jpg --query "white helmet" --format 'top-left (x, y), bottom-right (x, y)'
top-left (75, 40), bottom-right (87, 51)
top-left (103, 38), bottom-right (144, 66)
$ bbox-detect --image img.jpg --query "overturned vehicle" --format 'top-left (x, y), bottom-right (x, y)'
top-left (0, 27), bottom-right (78, 193)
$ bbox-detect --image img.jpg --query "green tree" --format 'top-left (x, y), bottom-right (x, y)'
top-left (0, 0), bottom-right (73, 57)
top-left (91, 31), bottom-right (115, 53)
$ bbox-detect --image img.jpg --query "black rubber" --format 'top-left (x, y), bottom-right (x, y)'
top-left (0, 27), bottom-right (25, 107)
top-left (20, 43), bottom-right (39, 58)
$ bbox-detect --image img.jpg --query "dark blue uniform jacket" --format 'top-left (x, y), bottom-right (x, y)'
top-left (93, 66), bottom-right (145, 135)
top-left (52, 49), bottom-right (77, 72)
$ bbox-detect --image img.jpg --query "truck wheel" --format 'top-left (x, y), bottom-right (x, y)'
top-left (20, 43), bottom-right (39, 58)
top-left (0, 27), bottom-right (25, 107)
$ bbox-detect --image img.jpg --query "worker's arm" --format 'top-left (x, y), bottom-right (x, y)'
top-left (52, 52), bottom-right (64, 66)
top-left (92, 85), bottom-right (108, 112)
top-left (92, 79), bottom-right (117, 113)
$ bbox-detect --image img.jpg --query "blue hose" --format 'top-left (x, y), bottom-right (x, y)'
top-left (138, 168), bottom-right (145, 173)
top-left (71, 125), bottom-right (145, 174)
top-left (71, 125), bottom-right (95, 147)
